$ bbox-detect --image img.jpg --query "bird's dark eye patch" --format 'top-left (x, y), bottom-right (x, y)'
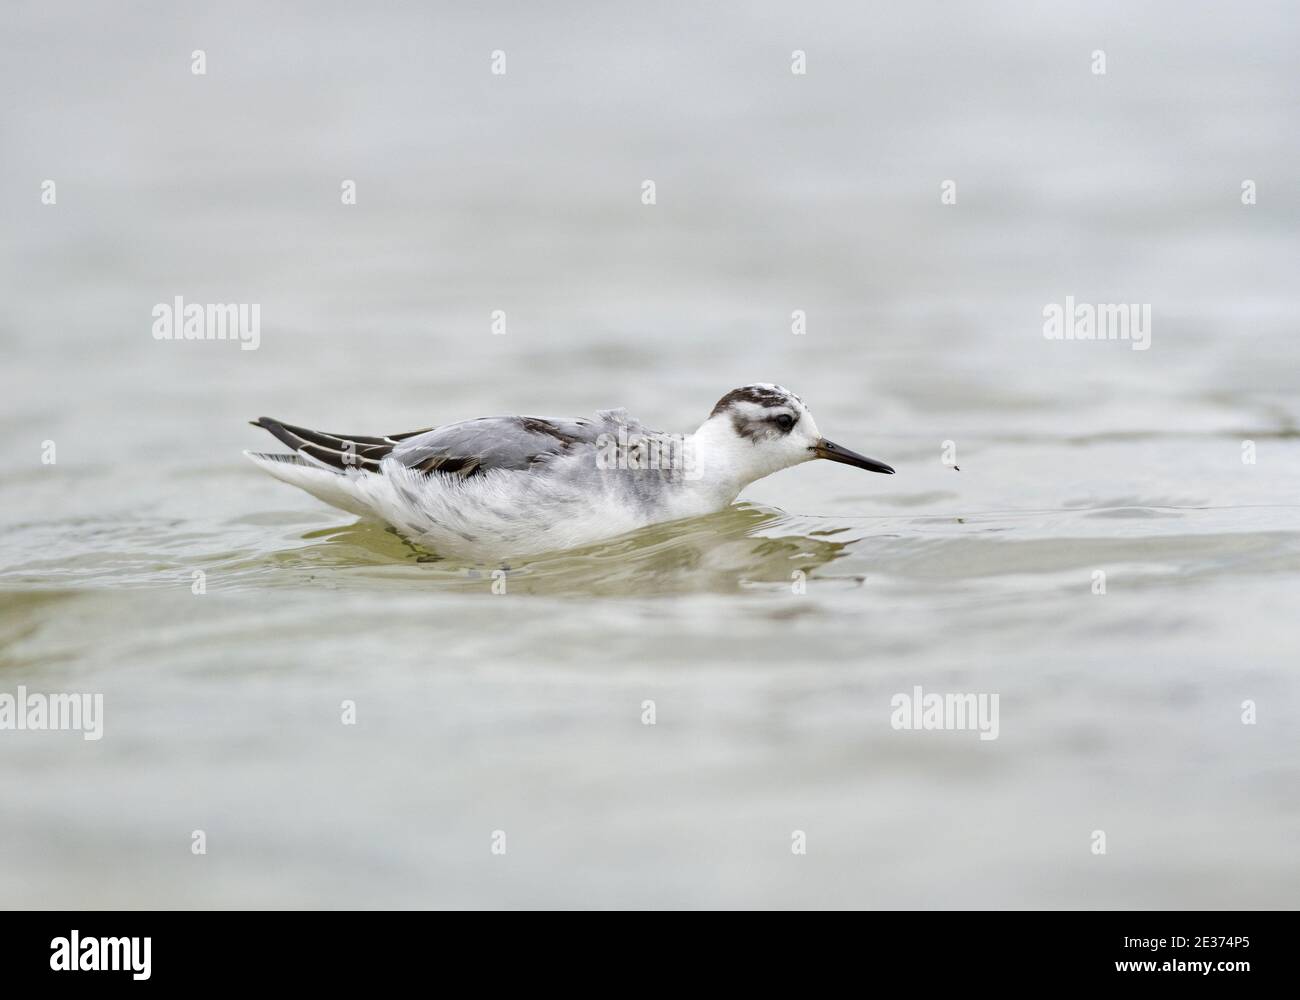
top-left (773, 413), bottom-right (795, 432)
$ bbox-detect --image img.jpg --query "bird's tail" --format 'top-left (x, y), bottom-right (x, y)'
top-left (245, 416), bottom-right (432, 518)
top-left (247, 416), bottom-right (431, 473)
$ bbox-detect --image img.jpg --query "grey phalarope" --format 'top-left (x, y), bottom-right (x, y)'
top-left (246, 383), bottom-right (893, 558)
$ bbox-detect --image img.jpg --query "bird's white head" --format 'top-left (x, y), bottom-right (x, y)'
top-left (692, 383), bottom-right (893, 494)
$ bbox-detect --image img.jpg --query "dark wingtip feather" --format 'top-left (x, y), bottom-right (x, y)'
top-left (249, 416), bottom-right (438, 475)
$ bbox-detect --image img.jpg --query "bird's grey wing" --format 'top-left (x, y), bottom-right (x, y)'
top-left (390, 411), bottom-right (650, 475)
top-left (250, 417), bottom-right (433, 472)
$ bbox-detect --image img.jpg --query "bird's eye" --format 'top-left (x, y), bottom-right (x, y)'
top-left (774, 414), bottom-right (795, 431)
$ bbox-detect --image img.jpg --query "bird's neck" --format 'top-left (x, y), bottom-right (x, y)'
top-left (683, 417), bottom-right (771, 507)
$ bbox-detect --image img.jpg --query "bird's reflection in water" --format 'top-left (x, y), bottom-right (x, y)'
top-left (292, 503), bottom-right (860, 596)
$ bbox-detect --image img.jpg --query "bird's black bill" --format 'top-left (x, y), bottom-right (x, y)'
top-left (812, 438), bottom-right (894, 474)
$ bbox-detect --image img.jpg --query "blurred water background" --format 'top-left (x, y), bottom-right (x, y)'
top-left (1, 0), bottom-right (1298, 907)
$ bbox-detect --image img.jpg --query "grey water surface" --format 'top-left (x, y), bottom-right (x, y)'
top-left (1, 1), bottom-right (1298, 907)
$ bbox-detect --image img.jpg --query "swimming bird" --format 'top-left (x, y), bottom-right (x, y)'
top-left (245, 384), bottom-right (893, 558)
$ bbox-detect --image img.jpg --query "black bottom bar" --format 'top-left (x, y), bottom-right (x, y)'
top-left (0, 910), bottom-right (1282, 987)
